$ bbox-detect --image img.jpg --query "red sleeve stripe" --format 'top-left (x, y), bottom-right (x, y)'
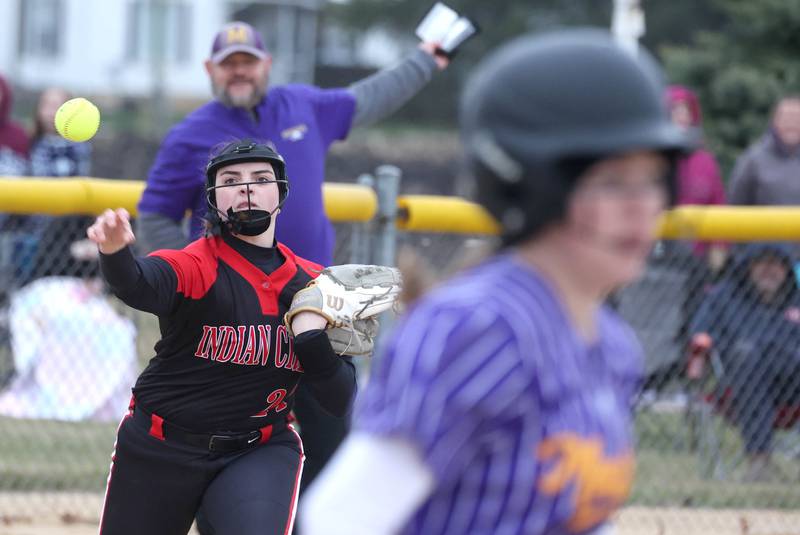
top-left (149, 239), bottom-right (218, 299)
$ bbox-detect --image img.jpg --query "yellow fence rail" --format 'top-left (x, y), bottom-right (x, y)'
top-left (396, 194), bottom-right (502, 235)
top-left (4, 178), bottom-right (800, 240)
top-left (397, 200), bottom-right (800, 240)
top-left (0, 178), bottom-right (377, 223)
top-left (657, 205), bottom-right (800, 241)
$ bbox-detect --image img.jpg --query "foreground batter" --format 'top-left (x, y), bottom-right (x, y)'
top-left (301, 30), bottom-right (691, 535)
top-left (90, 140), bottom-right (355, 535)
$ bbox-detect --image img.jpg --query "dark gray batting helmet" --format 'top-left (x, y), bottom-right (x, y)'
top-left (460, 29), bottom-right (693, 245)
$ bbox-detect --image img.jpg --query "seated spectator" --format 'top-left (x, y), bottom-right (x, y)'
top-left (689, 242), bottom-right (800, 481)
top-left (0, 240), bottom-right (137, 422)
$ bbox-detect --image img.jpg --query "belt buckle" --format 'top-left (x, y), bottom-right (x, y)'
top-left (208, 434), bottom-right (229, 452)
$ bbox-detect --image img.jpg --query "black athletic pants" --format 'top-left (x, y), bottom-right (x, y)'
top-left (99, 406), bottom-right (304, 535)
top-left (292, 380), bottom-right (350, 494)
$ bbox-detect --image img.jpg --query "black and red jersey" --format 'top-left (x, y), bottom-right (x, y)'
top-left (100, 231), bottom-right (355, 433)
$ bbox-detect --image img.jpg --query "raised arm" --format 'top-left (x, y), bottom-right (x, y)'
top-left (348, 44), bottom-right (448, 129)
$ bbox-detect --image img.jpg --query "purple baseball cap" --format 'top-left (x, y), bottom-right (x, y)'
top-left (210, 21), bottom-right (268, 63)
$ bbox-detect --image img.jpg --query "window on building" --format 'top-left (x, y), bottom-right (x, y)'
top-left (125, 0), bottom-right (192, 65)
top-left (19, 0), bottom-right (63, 58)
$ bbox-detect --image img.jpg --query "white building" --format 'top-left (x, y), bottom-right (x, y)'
top-left (0, 0), bottom-right (328, 99)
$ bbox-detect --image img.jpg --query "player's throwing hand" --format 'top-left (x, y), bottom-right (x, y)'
top-left (87, 208), bottom-right (136, 255)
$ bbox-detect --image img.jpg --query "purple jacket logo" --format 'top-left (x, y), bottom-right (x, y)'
top-left (281, 124), bottom-right (307, 142)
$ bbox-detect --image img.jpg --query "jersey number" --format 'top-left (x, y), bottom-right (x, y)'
top-left (251, 388), bottom-right (288, 418)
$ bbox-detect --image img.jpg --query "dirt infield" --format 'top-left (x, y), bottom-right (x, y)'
top-left (0, 493), bottom-right (199, 535)
top-left (615, 506), bottom-right (800, 535)
top-left (2, 494), bottom-right (800, 534)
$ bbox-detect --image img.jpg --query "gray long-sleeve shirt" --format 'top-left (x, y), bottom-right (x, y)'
top-left (348, 48), bottom-right (438, 128)
top-left (728, 132), bottom-right (800, 205)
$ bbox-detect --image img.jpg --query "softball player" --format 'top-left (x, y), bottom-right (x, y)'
top-left (88, 140), bottom-right (356, 535)
top-left (301, 29), bottom-right (692, 535)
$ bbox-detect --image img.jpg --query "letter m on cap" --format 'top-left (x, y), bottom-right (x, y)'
top-left (226, 25), bottom-right (249, 44)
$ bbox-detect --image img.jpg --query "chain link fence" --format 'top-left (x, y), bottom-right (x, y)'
top-left (620, 240), bottom-right (800, 534)
top-left (1, 201), bottom-right (800, 533)
top-left (391, 233), bottom-right (800, 534)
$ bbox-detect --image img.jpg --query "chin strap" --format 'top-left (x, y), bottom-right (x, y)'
top-left (224, 207), bottom-right (272, 236)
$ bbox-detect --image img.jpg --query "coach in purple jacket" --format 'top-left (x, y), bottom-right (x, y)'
top-left (137, 21), bottom-right (449, 265)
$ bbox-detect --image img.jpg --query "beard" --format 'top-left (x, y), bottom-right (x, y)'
top-left (212, 78), bottom-right (267, 109)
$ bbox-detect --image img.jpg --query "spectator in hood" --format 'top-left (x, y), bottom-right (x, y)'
top-left (729, 95), bottom-right (800, 205)
top-left (689, 242), bottom-right (800, 482)
top-left (667, 85), bottom-right (727, 264)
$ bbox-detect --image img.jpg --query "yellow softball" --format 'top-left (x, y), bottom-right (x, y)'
top-left (54, 97), bottom-right (100, 142)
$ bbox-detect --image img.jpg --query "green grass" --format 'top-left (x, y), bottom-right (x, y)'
top-left (633, 449), bottom-right (800, 508)
top-left (3, 408), bottom-right (798, 509)
top-left (632, 410), bottom-right (800, 509)
top-left (0, 310), bottom-right (158, 493)
top-left (3, 318), bottom-right (800, 510)
top-left (0, 417), bottom-right (117, 491)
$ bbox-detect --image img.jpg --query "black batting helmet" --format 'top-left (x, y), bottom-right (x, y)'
top-left (205, 139), bottom-right (289, 236)
top-left (460, 29), bottom-right (693, 245)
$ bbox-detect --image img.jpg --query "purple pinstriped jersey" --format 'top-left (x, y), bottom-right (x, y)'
top-left (355, 253), bottom-right (642, 535)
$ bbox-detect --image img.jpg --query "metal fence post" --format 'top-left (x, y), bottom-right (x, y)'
top-left (349, 173), bottom-right (374, 265)
top-left (373, 165), bottom-right (401, 267)
top-left (367, 165), bottom-right (402, 371)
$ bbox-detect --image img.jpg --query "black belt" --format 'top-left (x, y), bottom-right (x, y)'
top-left (129, 400), bottom-right (275, 454)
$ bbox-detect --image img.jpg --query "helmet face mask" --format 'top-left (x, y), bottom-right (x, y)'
top-left (460, 29), bottom-right (692, 246)
top-left (205, 139), bottom-right (289, 236)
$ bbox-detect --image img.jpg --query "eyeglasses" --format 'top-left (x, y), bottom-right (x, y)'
top-left (573, 175), bottom-right (668, 201)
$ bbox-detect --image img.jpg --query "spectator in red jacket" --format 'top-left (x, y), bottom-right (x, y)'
top-left (667, 85), bottom-right (728, 265)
